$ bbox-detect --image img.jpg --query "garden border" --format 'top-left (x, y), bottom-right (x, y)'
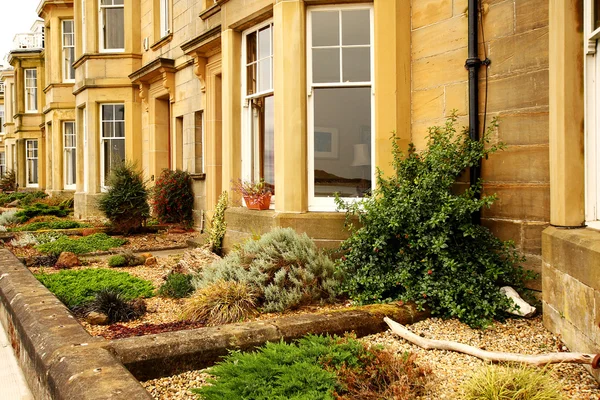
top-left (0, 248), bottom-right (430, 398)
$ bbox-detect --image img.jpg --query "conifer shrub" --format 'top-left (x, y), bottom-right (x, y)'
top-left (12, 220), bottom-right (88, 231)
top-left (158, 273), bottom-right (194, 299)
top-left (208, 191), bottom-right (227, 255)
top-left (107, 251), bottom-right (145, 268)
top-left (15, 203), bottom-right (70, 223)
top-left (0, 170), bottom-right (16, 192)
top-left (0, 190), bottom-right (47, 207)
top-left (462, 364), bottom-right (562, 400)
top-left (98, 162), bottom-right (149, 233)
top-left (35, 233), bottom-right (127, 256)
top-left (192, 227), bottom-right (340, 313)
top-left (152, 169), bottom-right (194, 226)
top-left (335, 115), bottom-right (534, 328)
top-left (181, 280), bottom-right (258, 325)
top-left (193, 334), bottom-right (429, 400)
top-left (35, 268), bottom-right (154, 309)
top-left (86, 288), bottom-right (146, 323)
top-left (108, 254), bottom-right (127, 267)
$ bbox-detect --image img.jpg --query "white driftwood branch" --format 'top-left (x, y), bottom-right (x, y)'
top-left (501, 286), bottom-right (536, 318)
top-left (384, 317), bottom-right (597, 367)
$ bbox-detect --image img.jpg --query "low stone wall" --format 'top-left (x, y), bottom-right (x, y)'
top-left (542, 226), bottom-right (600, 382)
top-left (0, 249), bottom-right (152, 400)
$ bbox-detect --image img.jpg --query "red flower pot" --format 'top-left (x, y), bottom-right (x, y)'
top-left (244, 193), bottom-right (272, 210)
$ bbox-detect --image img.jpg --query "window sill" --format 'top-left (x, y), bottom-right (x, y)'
top-left (150, 33), bottom-right (173, 51)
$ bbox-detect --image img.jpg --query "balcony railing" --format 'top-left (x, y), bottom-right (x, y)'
top-left (13, 32), bottom-right (44, 50)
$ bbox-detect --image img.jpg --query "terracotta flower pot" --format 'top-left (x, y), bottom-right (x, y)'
top-left (244, 193), bottom-right (272, 210)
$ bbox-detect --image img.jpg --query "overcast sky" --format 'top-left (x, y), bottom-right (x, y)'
top-left (0, 0), bottom-right (42, 68)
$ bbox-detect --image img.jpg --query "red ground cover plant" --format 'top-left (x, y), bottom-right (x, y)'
top-left (101, 320), bottom-right (204, 339)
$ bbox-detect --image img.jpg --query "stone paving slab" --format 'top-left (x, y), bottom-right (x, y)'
top-left (0, 318), bottom-right (33, 400)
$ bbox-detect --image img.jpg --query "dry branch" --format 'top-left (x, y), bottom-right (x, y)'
top-left (384, 317), bottom-right (598, 367)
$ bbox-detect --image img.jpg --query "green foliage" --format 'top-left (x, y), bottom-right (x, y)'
top-left (108, 255), bottom-right (127, 267)
top-left (0, 210), bottom-right (19, 226)
top-left (107, 251), bottom-right (145, 268)
top-left (35, 231), bottom-right (65, 244)
top-left (208, 191), bottom-right (228, 255)
top-left (152, 169), bottom-right (195, 226)
top-left (86, 288), bottom-right (146, 323)
top-left (158, 273), bottom-right (194, 299)
top-left (0, 190), bottom-right (47, 207)
top-left (181, 280), bottom-right (258, 325)
top-left (0, 170), bottom-right (17, 192)
top-left (335, 115), bottom-right (533, 328)
top-left (194, 334), bottom-right (428, 400)
top-left (462, 364), bottom-right (563, 400)
top-left (15, 203), bottom-right (70, 223)
top-left (192, 227), bottom-right (340, 313)
top-left (12, 220), bottom-right (88, 231)
top-left (35, 268), bottom-right (154, 309)
top-left (35, 233), bottom-right (127, 256)
top-left (98, 162), bottom-right (150, 233)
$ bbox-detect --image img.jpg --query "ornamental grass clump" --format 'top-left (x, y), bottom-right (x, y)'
top-left (98, 162), bottom-right (149, 233)
top-left (152, 169), bottom-right (194, 226)
top-left (462, 364), bottom-right (563, 400)
top-left (86, 288), bottom-right (146, 323)
top-left (191, 227), bottom-right (340, 313)
top-left (336, 115), bottom-right (534, 328)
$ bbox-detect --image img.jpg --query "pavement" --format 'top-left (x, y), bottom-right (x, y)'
top-left (0, 320), bottom-right (34, 400)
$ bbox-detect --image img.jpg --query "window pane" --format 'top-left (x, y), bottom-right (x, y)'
top-left (258, 25), bottom-right (271, 60)
top-left (342, 10), bottom-right (370, 46)
top-left (258, 58), bottom-right (271, 92)
top-left (103, 138), bottom-right (125, 182)
top-left (313, 87), bottom-right (371, 198)
top-left (102, 105), bottom-right (113, 120)
top-left (342, 47), bottom-right (370, 82)
top-left (114, 121), bottom-right (124, 138)
top-left (246, 31), bottom-right (257, 64)
top-left (247, 64), bottom-right (257, 95)
top-left (263, 96), bottom-right (275, 194)
top-left (115, 104), bottom-right (125, 120)
top-left (312, 48), bottom-right (340, 83)
top-left (312, 11), bottom-right (339, 47)
top-left (102, 122), bottom-right (114, 138)
top-left (104, 8), bottom-right (124, 49)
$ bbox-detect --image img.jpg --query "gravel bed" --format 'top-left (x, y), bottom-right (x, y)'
top-left (141, 316), bottom-right (600, 400)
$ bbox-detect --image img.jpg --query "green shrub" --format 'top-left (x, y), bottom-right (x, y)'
top-left (208, 191), bottom-right (228, 255)
top-left (192, 227), bottom-right (340, 313)
top-left (35, 233), bottom-right (127, 256)
top-left (107, 251), bottom-right (145, 268)
top-left (0, 210), bottom-right (18, 226)
top-left (35, 231), bottom-right (65, 244)
top-left (86, 288), bottom-right (146, 323)
top-left (462, 364), bottom-right (562, 400)
top-left (152, 169), bottom-right (194, 226)
top-left (335, 116), bottom-right (533, 328)
top-left (193, 334), bottom-right (429, 400)
top-left (181, 280), bottom-right (258, 325)
top-left (98, 162), bottom-right (150, 233)
top-left (15, 203), bottom-right (70, 223)
top-left (0, 190), bottom-right (47, 207)
top-left (35, 268), bottom-right (154, 309)
top-left (0, 170), bottom-right (16, 192)
top-left (13, 220), bottom-right (88, 231)
top-left (158, 273), bottom-right (194, 298)
top-left (108, 255), bottom-right (127, 267)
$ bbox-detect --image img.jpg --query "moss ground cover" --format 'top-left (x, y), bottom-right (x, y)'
top-left (35, 233), bottom-right (127, 256)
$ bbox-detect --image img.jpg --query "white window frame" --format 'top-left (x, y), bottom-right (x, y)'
top-left (0, 104), bottom-right (4, 134)
top-left (62, 20), bottom-right (75, 82)
top-left (26, 139), bottom-right (39, 187)
top-left (24, 69), bottom-right (38, 113)
top-left (585, 0), bottom-right (600, 228)
top-left (241, 20), bottom-right (275, 208)
top-left (63, 121), bottom-right (76, 190)
top-left (81, 0), bottom-right (86, 54)
top-left (306, 4), bottom-right (375, 211)
top-left (0, 152), bottom-right (5, 178)
top-left (100, 103), bottom-right (125, 189)
top-left (99, 0), bottom-right (125, 52)
top-left (159, 0), bottom-right (171, 38)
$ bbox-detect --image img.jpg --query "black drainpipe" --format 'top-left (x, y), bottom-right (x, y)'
top-left (465, 0), bottom-right (484, 225)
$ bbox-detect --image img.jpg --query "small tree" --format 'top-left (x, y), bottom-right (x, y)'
top-left (336, 115), bottom-right (533, 328)
top-left (0, 170), bottom-right (17, 192)
top-left (152, 169), bottom-right (194, 226)
top-left (98, 162), bottom-right (149, 233)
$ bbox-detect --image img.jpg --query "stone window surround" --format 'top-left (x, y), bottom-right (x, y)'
top-left (62, 19), bottom-right (76, 82)
top-left (25, 139), bottom-right (39, 188)
top-left (24, 68), bottom-right (38, 113)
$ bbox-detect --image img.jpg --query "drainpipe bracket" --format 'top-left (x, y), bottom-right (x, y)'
top-left (464, 57), bottom-right (483, 69)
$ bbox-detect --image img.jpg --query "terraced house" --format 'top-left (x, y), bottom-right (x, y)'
top-left (0, 0), bottom-right (598, 381)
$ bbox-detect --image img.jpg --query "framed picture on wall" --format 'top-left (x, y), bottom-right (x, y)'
top-left (314, 127), bottom-right (339, 159)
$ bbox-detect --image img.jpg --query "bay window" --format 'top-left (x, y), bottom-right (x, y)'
top-left (26, 140), bottom-right (39, 187)
top-left (62, 20), bottom-right (75, 81)
top-left (100, 104), bottom-right (125, 188)
top-left (100, 0), bottom-right (124, 51)
top-left (25, 69), bottom-right (37, 113)
top-left (307, 6), bottom-right (374, 211)
top-left (242, 21), bottom-right (275, 198)
top-left (64, 121), bottom-right (76, 189)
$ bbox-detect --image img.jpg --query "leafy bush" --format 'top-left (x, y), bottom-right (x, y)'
top-left (152, 169), bottom-right (194, 226)
top-left (86, 288), bottom-right (146, 323)
top-left (98, 162), bottom-right (150, 233)
top-left (35, 233), bottom-right (127, 256)
top-left (181, 280), bottom-right (258, 325)
top-left (335, 116), bottom-right (532, 328)
top-left (194, 334), bottom-right (429, 400)
top-left (0, 210), bottom-right (18, 226)
top-left (15, 203), bottom-right (70, 223)
top-left (35, 268), bottom-right (154, 309)
top-left (192, 227), bottom-right (340, 313)
top-left (0, 170), bottom-right (16, 192)
top-left (462, 364), bottom-right (562, 400)
top-left (158, 273), bottom-right (194, 299)
top-left (13, 220), bottom-right (88, 231)
top-left (107, 251), bottom-right (145, 267)
top-left (208, 191), bottom-right (228, 255)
